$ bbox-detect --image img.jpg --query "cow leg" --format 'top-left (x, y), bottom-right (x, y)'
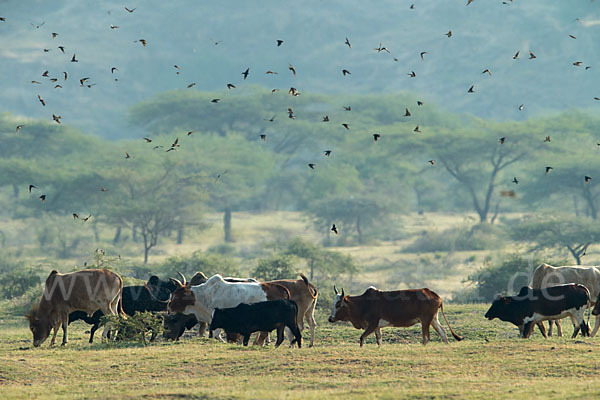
top-left (254, 332), bottom-right (268, 346)
top-left (89, 322), bottom-right (100, 343)
top-left (535, 322), bottom-right (548, 339)
top-left (243, 333), bottom-right (251, 346)
top-left (61, 315), bottom-right (68, 346)
top-left (359, 324), bottom-right (378, 347)
top-left (374, 328), bottom-right (382, 346)
top-left (591, 315), bottom-right (600, 338)
top-left (421, 317), bottom-right (433, 345)
top-left (50, 325), bottom-right (59, 346)
top-left (547, 321), bottom-right (554, 336)
top-left (522, 321), bottom-right (537, 339)
top-left (197, 322), bottom-right (207, 337)
top-left (306, 306), bottom-right (317, 348)
top-left (275, 326), bottom-right (285, 348)
top-left (555, 320), bottom-right (563, 337)
top-left (431, 315), bottom-right (449, 344)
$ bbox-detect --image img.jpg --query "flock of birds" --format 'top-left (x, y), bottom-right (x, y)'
top-left (2, 2), bottom-right (599, 238)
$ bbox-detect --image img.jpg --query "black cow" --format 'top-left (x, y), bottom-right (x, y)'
top-left (485, 284), bottom-right (590, 338)
top-left (69, 275), bottom-right (177, 342)
top-left (162, 274), bottom-right (257, 341)
top-left (209, 299), bottom-right (302, 347)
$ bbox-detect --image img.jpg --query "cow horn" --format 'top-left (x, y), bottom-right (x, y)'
top-left (169, 277), bottom-right (183, 288)
top-left (341, 288), bottom-right (345, 297)
top-left (177, 271), bottom-right (187, 287)
top-left (334, 285), bottom-right (339, 295)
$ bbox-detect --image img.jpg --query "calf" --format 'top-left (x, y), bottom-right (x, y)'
top-left (68, 275), bottom-right (176, 342)
top-left (485, 284), bottom-right (591, 338)
top-left (210, 299), bottom-right (302, 347)
top-left (328, 286), bottom-right (462, 346)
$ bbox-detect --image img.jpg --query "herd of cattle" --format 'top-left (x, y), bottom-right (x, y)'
top-left (23, 263), bottom-right (600, 348)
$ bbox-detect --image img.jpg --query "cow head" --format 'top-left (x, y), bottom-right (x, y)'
top-left (146, 275), bottom-right (178, 302)
top-left (328, 286), bottom-right (349, 323)
top-left (593, 292), bottom-right (600, 316)
top-left (167, 272), bottom-right (196, 315)
top-left (209, 308), bottom-right (225, 332)
top-left (162, 312), bottom-right (197, 340)
top-left (25, 306), bottom-right (52, 347)
top-left (484, 294), bottom-right (513, 321)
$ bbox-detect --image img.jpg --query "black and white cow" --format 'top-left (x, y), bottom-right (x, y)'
top-left (484, 284), bottom-right (591, 338)
top-left (209, 299), bottom-right (302, 347)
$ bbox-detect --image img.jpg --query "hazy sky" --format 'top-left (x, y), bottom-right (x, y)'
top-left (1, 0), bottom-right (599, 138)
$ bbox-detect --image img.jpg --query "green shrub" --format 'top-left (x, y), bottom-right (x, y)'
top-left (253, 255), bottom-right (297, 281)
top-left (100, 312), bottom-right (163, 345)
top-left (157, 251), bottom-right (240, 279)
top-left (402, 223), bottom-right (506, 253)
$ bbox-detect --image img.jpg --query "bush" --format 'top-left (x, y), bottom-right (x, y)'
top-left (157, 251), bottom-right (240, 279)
top-left (252, 255), bottom-right (297, 281)
top-left (0, 268), bottom-right (41, 299)
top-left (452, 254), bottom-right (568, 303)
top-left (100, 312), bottom-right (163, 345)
top-left (402, 223), bottom-right (506, 253)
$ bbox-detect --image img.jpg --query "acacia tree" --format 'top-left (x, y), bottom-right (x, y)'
top-left (509, 216), bottom-right (600, 265)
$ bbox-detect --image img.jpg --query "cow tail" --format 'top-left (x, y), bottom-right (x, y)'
top-left (586, 290), bottom-right (592, 335)
top-left (300, 273), bottom-right (318, 299)
top-left (440, 303), bottom-right (463, 341)
top-left (118, 274), bottom-right (126, 318)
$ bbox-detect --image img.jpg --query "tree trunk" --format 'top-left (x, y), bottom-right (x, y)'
top-left (12, 184), bottom-right (19, 199)
top-left (582, 187), bottom-right (597, 219)
top-left (132, 226), bottom-right (137, 241)
top-left (356, 214), bottom-right (363, 244)
top-left (224, 206), bottom-right (232, 242)
top-left (177, 226), bottom-right (183, 244)
top-left (113, 226), bottom-right (122, 244)
top-left (310, 261), bottom-right (314, 281)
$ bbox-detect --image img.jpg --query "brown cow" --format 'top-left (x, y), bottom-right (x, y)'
top-left (328, 286), bottom-right (462, 346)
top-left (26, 269), bottom-right (124, 347)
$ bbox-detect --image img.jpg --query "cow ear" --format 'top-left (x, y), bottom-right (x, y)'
top-left (147, 276), bottom-right (159, 286)
top-left (503, 297), bottom-right (511, 304)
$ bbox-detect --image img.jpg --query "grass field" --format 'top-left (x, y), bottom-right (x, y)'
top-left (2, 304), bottom-right (600, 399)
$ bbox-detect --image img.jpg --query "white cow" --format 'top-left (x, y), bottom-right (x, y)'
top-left (167, 274), bottom-right (290, 340)
top-left (530, 263), bottom-right (600, 336)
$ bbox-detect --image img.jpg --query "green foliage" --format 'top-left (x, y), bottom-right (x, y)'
top-left (508, 215), bottom-right (600, 264)
top-left (403, 223), bottom-right (506, 253)
top-left (0, 267), bottom-right (41, 299)
top-left (252, 254), bottom-right (297, 281)
top-left (100, 312), bottom-right (163, 345)
top-left (157, 251), bottom-right (240, 279)
top-left (454, 254), bottom-right (568, 303)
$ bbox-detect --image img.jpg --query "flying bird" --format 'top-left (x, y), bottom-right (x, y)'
top-left (57, 46), bottom-right (65, 53)
top-left (414, 126), bottom-right (421, 132)
top-left (529, 51), bottom-right (536, 59)
top-left (242, 67), bottom-right (250, 79)
top-left (545, 166), bottom-right (553, 174)
top-left (287, 108), bottom-right (295, 119)
top-left (322, 115), bottom-right (329, 122)
top-left (187, 82), bottom-right (196, 88)
top-left (324, 150), bottom-right (332, 156)
top-left (37, 95), bottom-right (46, 106)
top-left (71, 54), bottom-right (78, 62)
top-left (573, 61), bottom-right (582, 67)
top-left (42, 70), bottom-right (49, 77)
top-left (420, 51), bottom-right (428, 60)
top-left (265, 70), bottom-right (278, 75)
top-left (63, 72), bottom-right (68, 80)
top-left (428, 160), bottom-right (435, 165)
top-left (143, 137), bottom-right (152, 143)
top-left (373, 133), bottom-right (381, 142)
top-left (31, 22), bottom-right (45, 29)
top-left (110, 25), bottom-right (119, 29)
top-left (111, 67), bottom-right (119, 73)
top-left (467, 0), bottom-right (475, 4)
top-left (499, 137), bottom-right (505, 144)
top-left (73, 213), bottom-right (79, 220)
top-left (417, 101), bottom-right (424, 106)
top-left (29, 184), bottom-right (37, 193)
top-left (82, 215), bottom-right (92, 222)
top-left (342, 69), bottom-right (351, 76)
top-left (264, 115), bottom-right (276, 122)
top-left (468, 85), bottom-right (474, 93)
top-left (585, 176), bottom-right (592, 184)
top-left (482, 69), bottom-right (492, 76)
top-left (16, 125), bottom-right (24, 132)
top-left (341, 123), bottom-right (349, 130)
top-left (374, 43), bottom-right (391, 53)
top-left (227, 83), bottom-right (236, 89)
top-left (331, 224), bottom-right (338, 234)
top-left (100, 187), bottom-right (108, 192)
top-left (519, 104), bottom-right (524, 111)
top-left (512, 177), bottom-right (519, 184)
top-left (39, 195), bottom-right (46, 203)
top-left (276, 39), bottom-right (284, 46)
top-left (260, 135), bottom-right (266, 141)
top-left (569, 34), bottom-right (577, 39)
top-left (343, 106), bottom-right (351, 111)
top-left (125, 7), bottom-right (136, 13)
top-left (52, 114), bottom-right (61, 124)
top-left (513, 51), bottom-right (520, 60)
top-left (0, 17), bottom-right (5, 22)
top-left (289, 87), bottom-right (299, 96)
top-left (345, 37), bottom-right (351, 48)
top-left (187, 131), bottom-right (194, 136)
top-left (125, 152), bottom-right (131, 159)
top-left (211, 98), bottom-right (220, 103)
top-left (408, 71), bottom-right (416, 78)
top-left (308, 163), bottom-right (316, 169)
top-left (171, 138), bottom-right (179, 148)
top-left (404, 108), bottom-right (411, 117)
top-left (135, 39), bottom-right (147, 47)
top-left (544, 136), bottom-right (551, 142)
top-left (445, 31), bottom-right (452, 38)
top-left (51, 32), bottom-right (58, 38)
top-left (288, 64), bottom-right (296, 77)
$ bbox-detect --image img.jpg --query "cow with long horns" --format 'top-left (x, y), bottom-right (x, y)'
top-left (328, 286), bottom-right (463, 346)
